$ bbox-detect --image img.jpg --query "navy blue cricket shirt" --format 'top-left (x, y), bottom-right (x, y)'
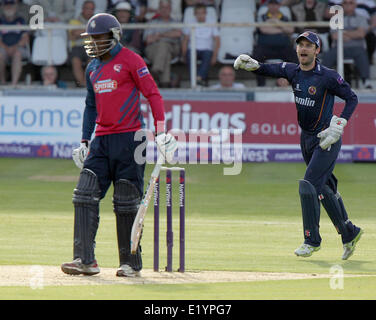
top-left (254, 60), bottom-right (358, 134)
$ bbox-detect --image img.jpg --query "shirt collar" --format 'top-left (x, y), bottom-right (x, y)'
top-left (296, 60), bottom-right (323, 74)
top-left (97, 43), bottom-right (122, 64)
top-left (109, 42), bottom-right (122, 57)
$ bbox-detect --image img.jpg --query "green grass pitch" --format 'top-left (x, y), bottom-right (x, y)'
top-left (0, 158), bottom-right (375, 299)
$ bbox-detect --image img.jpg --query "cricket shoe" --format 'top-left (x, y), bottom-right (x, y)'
top-left (116, 264), bottom-right (141, 278)
top-left (294, 243), bottom-right (321, 257)
top-left (342, 228), bottom-right (364, 260)
top-left (61, 258), bottom-right (100, 276)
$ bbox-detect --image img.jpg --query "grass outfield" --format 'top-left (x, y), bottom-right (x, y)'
top-left (0, 158), bottom-right (375, 299)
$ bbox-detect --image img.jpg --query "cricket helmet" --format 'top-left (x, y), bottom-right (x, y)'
top-left (81, 13), bottom-right (122, 58)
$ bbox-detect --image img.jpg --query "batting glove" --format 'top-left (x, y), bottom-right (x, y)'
top-left (155, 132), bottom-right (177, 163)
top-left (233, 54), bottom-right (260, 71)
top-left (317, 115), bottom-right (347, 150)
top-left (72, 140), bottom-right (90, 169)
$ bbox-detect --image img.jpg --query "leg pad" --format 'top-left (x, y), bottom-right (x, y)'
top-left (72, 169), bottom-right (101, 265)
top-left (299, 180), bottom-right (321, 246)
top-left (113, 179), bottom-right (142, 270)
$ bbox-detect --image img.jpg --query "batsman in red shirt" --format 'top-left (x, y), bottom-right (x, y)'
top-left (61, 13), bottom-right (177, 277)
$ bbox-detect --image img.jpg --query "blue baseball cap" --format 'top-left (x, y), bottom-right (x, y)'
top-left (296, 31), bottom-right (321, 48)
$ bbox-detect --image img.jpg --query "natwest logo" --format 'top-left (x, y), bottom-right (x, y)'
top-left (94, 79), bottom-right (118, 94)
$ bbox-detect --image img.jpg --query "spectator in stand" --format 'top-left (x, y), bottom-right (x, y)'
top-left (68, 0), bottom-right (95, 87)
top-left (40, 65), bottom-right (67, 88)
top-left (210, 65), bottom-right (245, 89)
top-left (322, 0), bottom-right (372, 88)
top-left (30, 0), bottom-right (75, 22)
top-left (74, 0), bottom-right (108, 17)
top-left (0, 0), bottom-right (30, 86)
top-left (280, 0), bottom-right (301, 5)
top-left (14, 0), bottom-right (31, 23)
top-left (260, 0), bottom-right (304, 6)
top-left (329, 0), bottom-right (376, 63)
top-left (181, 3), bottom-right (220, 86)
top-left (145, 0), bottom-right (183, 21)
top-left (143, 0), bottom-right (182, 87)
top-left (328, 0), bottom-right (375, 20)
top-left (184, 0), bottom-right (217, 7)
top-left (185, 0), bottom-right (215, 4)
top-left (291, 0), bottom-right (330, 35)
top-left (114, 1), bottom-right (144, 54)
top-left (183, 0), bottom-right (220, 17)
top-left (129, 0), bottom-right (148, 21)
top-left (276, 78), bottom-right (290, 87)
top-left (253, 0), bottom-right (297, 86)
top-left (109, 0), bottom-right (147, 21)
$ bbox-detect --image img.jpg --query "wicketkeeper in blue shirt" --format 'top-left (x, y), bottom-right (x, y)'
top-left (234, 31), bottom-right (363, 260)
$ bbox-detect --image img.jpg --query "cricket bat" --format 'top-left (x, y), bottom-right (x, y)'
top-left (130, 153), bottom-right (164, 254)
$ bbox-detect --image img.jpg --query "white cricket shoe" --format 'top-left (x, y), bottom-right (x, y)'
top-left (116, 264), bottom-right (141, 277)
top-left (294, 243), bottom-right (321, 257)
top-left (342, 229), bottom-right (364, 260)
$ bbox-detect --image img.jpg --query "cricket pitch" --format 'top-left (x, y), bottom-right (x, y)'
top-left (0, 265), bottom-right (366, 287)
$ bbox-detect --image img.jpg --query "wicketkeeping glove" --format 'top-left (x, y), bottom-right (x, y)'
top-left (317, 115), bottom-right (347, 150)
top-left (233, 54), bottom-right (260, 71)
top-left (72, 140), bottom-right (90, 169)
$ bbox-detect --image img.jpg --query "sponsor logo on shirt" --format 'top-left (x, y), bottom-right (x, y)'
top-left (137, 66), bottom-right (150, 78)
top-left (295, 96), bottom-right (315, 107)
top-left (114, 64), bottom-right (122, 73)
top-left (308, 86), bottom-right (316, 95)
top-left (294, 83), bottom-right (302, 92)
top-left (94, 79), bottom-right (118, 93)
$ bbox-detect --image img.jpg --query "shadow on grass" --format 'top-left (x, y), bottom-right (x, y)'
top-left (297, 259), bottom-right (374, 274)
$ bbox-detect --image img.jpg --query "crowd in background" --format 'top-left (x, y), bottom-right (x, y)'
top-left (0, 0), bottom-right (375, 89)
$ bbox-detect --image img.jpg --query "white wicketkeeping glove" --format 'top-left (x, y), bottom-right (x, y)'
top-left (233, 54), bottom-right (260, 71)
top-left (155, 133), bottom-right (178, 163)
top-left (72, 141), bottom-right (90, 169)
top-left (317, 115), bottom-right (347, 150)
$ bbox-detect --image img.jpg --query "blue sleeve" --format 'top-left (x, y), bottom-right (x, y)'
top-left (327, 72), bottom-right (358, 121)
top-left (82, 66), bottom-right (97, 141)
top-left (254, 62), bottom-right (296, 82)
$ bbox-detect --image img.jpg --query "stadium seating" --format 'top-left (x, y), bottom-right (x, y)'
top-left (217, 0), bottom-right (255, 64)
top-left (31, 28), bottom-right (68, 66)
top-left (343, 58), bottom-right (359, 88)
top-left (221, 0), bottom-right (254, 10)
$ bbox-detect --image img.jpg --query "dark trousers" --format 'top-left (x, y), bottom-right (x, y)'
top-left (84, 131), bottom-right (146, 198)
top-left (300, 130), bottom-right (341, 195)
top-left (299, 131), bottom-right (358, 246)
top-left (186, 49), bottom-right (213, 80)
